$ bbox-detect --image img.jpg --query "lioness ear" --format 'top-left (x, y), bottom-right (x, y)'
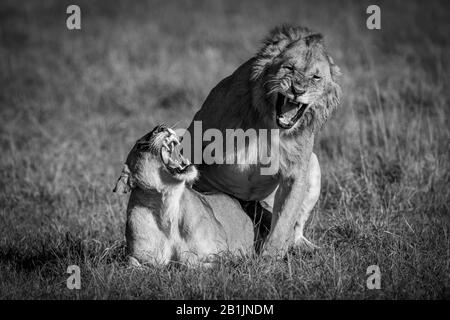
top-left (113, 164), bottom-right (134, 194)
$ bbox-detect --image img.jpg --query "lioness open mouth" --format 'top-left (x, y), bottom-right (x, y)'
top-left (275, 92), bottom-right (310, 129)
top-left (160, 132), bottom-right (193, 175)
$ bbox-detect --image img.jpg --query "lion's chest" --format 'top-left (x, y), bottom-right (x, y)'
top-left (195, 163), bottom-right (279, 201)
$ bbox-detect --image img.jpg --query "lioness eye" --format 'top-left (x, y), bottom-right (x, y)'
top-left (312, 75), bottom-right (322, 81)
top-left (283, 65), bottom-right (294, 71)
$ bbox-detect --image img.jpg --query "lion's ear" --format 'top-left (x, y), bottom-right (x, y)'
top-left (113, 164), bottom-right (134, 194)
top-left (304, 33), bottom-right (323, 46)
top-left (326, 56), bottom-right (342, 116)
top-left (313, 81), bottom-right (341, 132)
top-left (326, 82), bottom-right (341, 112)
top-left (327, 55), bottom-right (342, 79)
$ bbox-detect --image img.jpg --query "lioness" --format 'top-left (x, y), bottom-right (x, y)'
top-left (185, 25), bottom-right (341, 256)
top-left (113, 125), bottom-right (254, 266)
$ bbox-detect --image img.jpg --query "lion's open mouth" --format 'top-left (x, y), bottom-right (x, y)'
top-left (160, 133), bottom-right (193, 175)
top-left (275, 92), bottom-right (310, 129)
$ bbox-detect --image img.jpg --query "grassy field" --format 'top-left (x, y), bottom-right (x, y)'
top-left (0, 0), bottom-right (449, 299)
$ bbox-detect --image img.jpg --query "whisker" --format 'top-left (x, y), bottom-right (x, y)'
top-left (170, 121), bottom-right (180, 129)
top-left (266, 86), bottom-right (280, 96)
top-left (263, 79), bottom-right (280, 87)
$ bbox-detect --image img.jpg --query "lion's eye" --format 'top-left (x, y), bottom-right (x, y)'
top-left (282, 65), bottom-right (294, 71)
top-left (312, 75), bottom-right (322, 81)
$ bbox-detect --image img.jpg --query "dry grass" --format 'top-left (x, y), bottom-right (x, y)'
top-left (0, 0), bottom-right (449, 299)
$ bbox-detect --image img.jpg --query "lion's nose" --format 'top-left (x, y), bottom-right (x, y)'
top-left (292, 85), bottom-right (306, 96)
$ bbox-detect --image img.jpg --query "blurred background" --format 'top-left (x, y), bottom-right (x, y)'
top-left (0, 0), bottom-right (449, 299)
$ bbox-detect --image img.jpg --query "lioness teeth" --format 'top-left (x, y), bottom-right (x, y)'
top-left (160, 130), bottom-right (191, 173)
top-left (168, 158), bottom-right (179, 168)
top-left (162, 143), bottom-right (170, 153)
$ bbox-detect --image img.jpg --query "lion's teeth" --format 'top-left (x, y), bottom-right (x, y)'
top-left (161, 150), bottom-right (170, 164)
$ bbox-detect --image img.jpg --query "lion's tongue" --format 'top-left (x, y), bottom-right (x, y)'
top-left (167, 145), bottom-right (190, 169)
top-left (280, 100), bottom-right (299, 120)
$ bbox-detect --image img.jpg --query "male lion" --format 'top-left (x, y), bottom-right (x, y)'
top-left (113, 125), bottom-right (254, 267)
top-left (185, 25), bottom-right (341, 257)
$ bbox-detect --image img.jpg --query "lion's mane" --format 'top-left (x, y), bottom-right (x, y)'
top-left (250, 25), bottom-right (342, 133)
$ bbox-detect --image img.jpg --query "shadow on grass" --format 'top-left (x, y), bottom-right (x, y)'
top-left (0, 233), bottom-right (127, 273)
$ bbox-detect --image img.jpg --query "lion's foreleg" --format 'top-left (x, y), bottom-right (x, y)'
top-left (262, 137), bottom-right (317, 257)
top-left (263, 166), bottom-right (309, 257)
top-left (293, 153), bottom-right (321, 249)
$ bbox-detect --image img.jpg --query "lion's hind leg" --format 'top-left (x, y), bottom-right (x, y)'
top-left (237, 200), bottom-right (272, 254)
top-left (293, 153), bottom-right (321, 250)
